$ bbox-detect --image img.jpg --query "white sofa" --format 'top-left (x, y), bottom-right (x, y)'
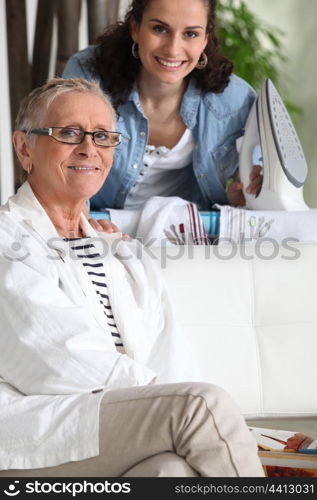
top-left (151, 242), bottom-right (317, 435)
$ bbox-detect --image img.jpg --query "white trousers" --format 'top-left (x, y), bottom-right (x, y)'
top-left (0, 382), bottom-right (264, 477)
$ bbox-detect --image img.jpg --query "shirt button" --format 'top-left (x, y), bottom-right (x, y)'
top-left (132, 163), bottom-right (138, 169)
top-left (199, 174), bottom-right (205, 178)
top-left (140, 131), bottom-right (146, 136)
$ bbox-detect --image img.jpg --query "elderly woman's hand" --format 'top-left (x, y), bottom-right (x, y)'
top-left (89, 218), bottom-right (120, 233)
top-left (226, 165), bottom-right (263, 207)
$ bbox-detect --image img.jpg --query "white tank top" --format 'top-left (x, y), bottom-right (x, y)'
top-left (124, 128), bottom-right (194, 209)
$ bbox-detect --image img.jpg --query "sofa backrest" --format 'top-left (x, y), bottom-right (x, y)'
top-left (151, 243), bottom-right (317, 418)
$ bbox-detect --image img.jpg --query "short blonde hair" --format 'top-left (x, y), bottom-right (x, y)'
top-left (15, 77), bottom-right (117, 134)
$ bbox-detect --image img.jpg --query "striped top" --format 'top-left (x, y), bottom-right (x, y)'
top-left (64, 237), bottom-right (125, 353)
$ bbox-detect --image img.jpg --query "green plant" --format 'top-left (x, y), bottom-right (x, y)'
top-left (216, 0), bottom-right (301, 117)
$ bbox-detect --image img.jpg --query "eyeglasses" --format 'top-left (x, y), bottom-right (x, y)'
top-left (27, 127), bottom-right (121, 148)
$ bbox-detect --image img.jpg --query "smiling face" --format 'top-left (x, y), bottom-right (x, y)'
top-left (14, 91), bottom-right (115, 208)
top-left (131, 0), bottom-right (208, 86)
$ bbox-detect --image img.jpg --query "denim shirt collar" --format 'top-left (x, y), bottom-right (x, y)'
top-left (129, 83), bottom-right (146, 117)
top-left (179, 78), bottom-right (201, 129)
top-left (128, 78), bottom-right (202, 129)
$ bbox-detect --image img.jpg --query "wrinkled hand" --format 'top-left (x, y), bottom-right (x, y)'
top-left (226, 165), bottom-right (263, 207)
top-left (88, 218), bottom-right (120, 233)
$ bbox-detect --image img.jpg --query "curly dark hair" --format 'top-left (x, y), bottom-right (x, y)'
top-left (91, 0), bottom-right (233, 107)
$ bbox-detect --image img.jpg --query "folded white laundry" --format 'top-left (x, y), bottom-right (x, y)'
top-left (108, 196), bottom-right (209, 247)
top-left (215, 205), bottom-right (317, 244)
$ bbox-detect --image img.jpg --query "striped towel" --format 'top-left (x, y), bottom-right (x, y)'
top-left (107, 196), bottom-right (209, 247)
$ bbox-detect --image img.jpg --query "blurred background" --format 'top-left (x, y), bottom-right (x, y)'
top-left (0, 0), bottom-right (316, 206)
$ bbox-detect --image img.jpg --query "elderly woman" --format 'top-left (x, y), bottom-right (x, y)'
top-left (0, 78), bottom-right (263, 477)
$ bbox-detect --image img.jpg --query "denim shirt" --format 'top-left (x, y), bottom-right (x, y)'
top-left (63, 47), bottom-right (256, 210)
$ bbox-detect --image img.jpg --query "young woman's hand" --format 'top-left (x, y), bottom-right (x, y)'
top-left (89, 218), bottom-right (131, 240)
top-left (226, 165), bottom-right (263, 207)
top-left (89, 218), bottom-right (120, 233)
top-left (245, 165), bottom-right (264, 196)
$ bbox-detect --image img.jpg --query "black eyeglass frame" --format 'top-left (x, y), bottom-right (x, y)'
top-left (26, 127), bottom-right (122, 148)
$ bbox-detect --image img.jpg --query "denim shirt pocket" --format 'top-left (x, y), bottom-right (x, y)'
top-left (210, 133), bottom-right (239, 186)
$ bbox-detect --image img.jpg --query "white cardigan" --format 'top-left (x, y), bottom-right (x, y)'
top-left (0, 182), bottom-right (198, 470)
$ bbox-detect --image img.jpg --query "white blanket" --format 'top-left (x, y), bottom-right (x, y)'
top-left (216, 205), bottom-right (317, 244)
top-left (108, 196), bottom-right (209, 247)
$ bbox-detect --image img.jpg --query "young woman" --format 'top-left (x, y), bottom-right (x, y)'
top-left (63, 0), bottom-right (262, 213)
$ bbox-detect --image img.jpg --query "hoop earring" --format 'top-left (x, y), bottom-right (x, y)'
top-left (131, 42), bottom-right (139, 59)
top-left (196, 52), bottom-right (208, 70)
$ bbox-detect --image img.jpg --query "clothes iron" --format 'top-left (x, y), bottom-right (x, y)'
top-left (237, 78), bottom-right (309, 210)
